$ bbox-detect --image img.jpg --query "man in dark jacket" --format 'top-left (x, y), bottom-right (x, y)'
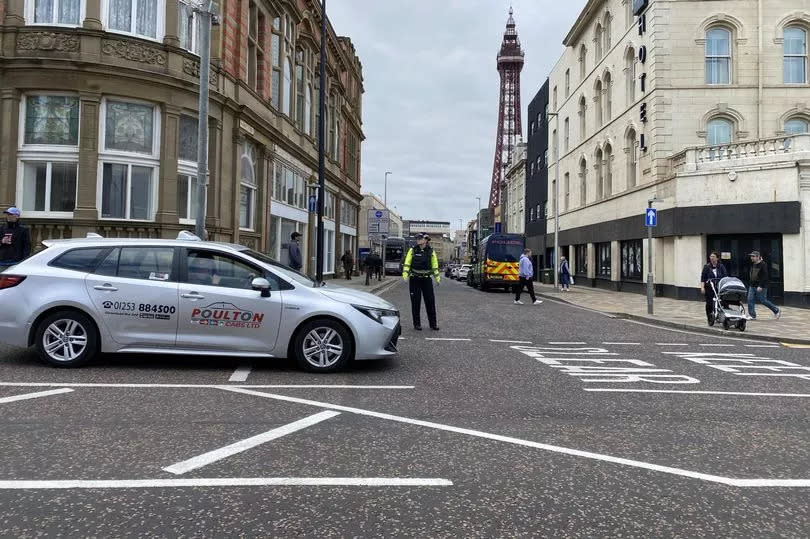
top-left (0, 207), bottom-right (31, 268)
top-left (700, 251), bottom-right (728, 324)
top-left (747, 251), bottom-right (781, 320)
top-left (402, 234), bottom-right (440, 331)
top-left (364, 250), bottom-right (382, 285)
top-left (288, 231), bottom-right (303, 271)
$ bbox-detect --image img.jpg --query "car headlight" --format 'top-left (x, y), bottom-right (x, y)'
top-left (352, 305), bottom-right (399, 324)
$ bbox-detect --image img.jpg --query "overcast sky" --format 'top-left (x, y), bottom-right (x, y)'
top-left (327, 0), bottom-right (584, 230)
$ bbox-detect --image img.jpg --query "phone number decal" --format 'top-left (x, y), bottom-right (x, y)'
top-left (139, 304), bottom-right (177, 314)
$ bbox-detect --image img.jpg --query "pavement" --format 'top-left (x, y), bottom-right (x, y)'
top-left (533, 282), bottom-right (810, 346)
top-left (326, 273), bottom-right (399, 295)
top-left (0, 278), bottom-right (807, 537)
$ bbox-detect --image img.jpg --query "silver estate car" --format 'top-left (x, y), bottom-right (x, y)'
top-left (0, 233), bottom-right (400, 372)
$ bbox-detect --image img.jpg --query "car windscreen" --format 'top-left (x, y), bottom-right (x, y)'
top-left (487, 239), bottom-right (523, 262)
top-left (241, 249), bottom-right (316, 287)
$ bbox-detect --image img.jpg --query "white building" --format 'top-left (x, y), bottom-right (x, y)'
top-left (359, 193), bottom-right (402, 252)
top-left (542, 0), bottom-right (810, 307)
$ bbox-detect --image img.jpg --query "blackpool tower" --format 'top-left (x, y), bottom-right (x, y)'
top-left (488, 7), bottom-right (524, 209)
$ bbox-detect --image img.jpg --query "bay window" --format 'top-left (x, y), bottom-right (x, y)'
top-left (27, 0), bottom-right (82, 26)
top-left (18, 95), bottom-right (80, 216)
top-left (106, 0), bottom-right (164, 41)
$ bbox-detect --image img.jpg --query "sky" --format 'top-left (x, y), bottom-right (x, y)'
top-left (327, 0), bottom-right (585, 230)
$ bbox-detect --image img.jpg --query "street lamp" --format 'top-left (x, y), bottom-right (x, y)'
top-left (316, 0), bottom-right (327, 284)
top-left (384, 171), bottom-right (392, 207)
top-left (475, 196), bottom-right (481, 242)
top-left (381, 171), bottom-right (392, 279)
top-left (547, 112), bottom-right (560, 290)
top-left (647, 196), bottom-right (662, 314)
top-left (191, 1), bottom-right (219, 240)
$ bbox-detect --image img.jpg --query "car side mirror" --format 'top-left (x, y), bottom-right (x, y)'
top-left (251, 277), bottom-right (271, 297)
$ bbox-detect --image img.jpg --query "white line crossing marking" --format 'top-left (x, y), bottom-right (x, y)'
top-left (548, 341), bottom-right (586, 345)
top-left (163, 411), bottom-right (341, 475)
top-left (228, 366), bottom-right (252, 382)
top-left (603, 342), bottom-right (641, 345)
top-left (699, 344), bottom-right (735, 347)
top-left (0, 383), bottom-right (415, 389)
top-left (0, 388), bottom-right (73, 404)
top-left (0, 478), bottom-right (453, 490)
top-left (490, 339), bottom-right (533, 344)
top-left (220, 387), bottom-right (810, 488)
top-left (584, 388), bottom-right (810, 398)
top-left (425, 338), bottom-right (471, 341)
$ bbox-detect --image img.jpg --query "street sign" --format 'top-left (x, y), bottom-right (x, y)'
top-left (645, 208), bottom-right (657, 227)
top-left (308, 195), bottom-right (317, 213)
top-left (494, 222), bottom-right (502, 234)
top-left (367, 209), bottom-right (390, 235)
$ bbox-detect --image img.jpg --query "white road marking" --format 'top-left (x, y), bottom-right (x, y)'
top-left (228, 366), bottom-right (252, 382)
top-left (655, 343), bottom-right (688, 346)
top-left (0, 477), bottom-right (453, 490)
top-left (490, 339), bottom-right (533, 344)
top-left (584, 388), bottom-right (810, 398)
top-left (425, 338), bottom-right (471, 341)
top-left (745, 344), bottom-right (780, 348)
top-left (163, 411), bottom-right (340, 475)
top-left (0, 383), bottom-right (415, 390)
top-left (548, 341), bottom-right (586, 345)
top-left (699, 344), bottom-right (735, 347)
top-left (0, 388), bottom-right (73, 404)
top-left (220, 387), bottom-right (810, 488)
top-left (603, 342), bottom-right (641, 345)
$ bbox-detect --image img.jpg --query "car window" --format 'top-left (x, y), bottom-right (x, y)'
top-left (50, 248), bottom-right (108, 272)
top-left (186, 250), bottom-right (281, 290)
top-left (94, 248), bottom-right (120, 277)
top-left (117, 247), bottom-right (175, 281)
top-left (241, 248), bottom-right (312, 288)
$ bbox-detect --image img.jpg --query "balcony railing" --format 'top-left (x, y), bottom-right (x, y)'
top-left (671, 134), bottom-right (810, 174)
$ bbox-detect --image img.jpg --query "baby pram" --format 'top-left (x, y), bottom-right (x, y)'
top-left (708, 276), bottom-right (749, 331)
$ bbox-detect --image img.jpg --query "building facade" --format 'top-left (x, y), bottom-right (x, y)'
top-left (502, 140), bottom-right (526, 235)
top-left (358, 192), bottom-right (402, 253)
top-left (545, 0), bottom-right (810, 306)
top-left (525, 80), bottom-right (550, 272)
top-left (0, 0), bottom-right (363, 277)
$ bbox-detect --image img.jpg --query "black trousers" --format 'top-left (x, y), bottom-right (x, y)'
top-left (514, 277), bottom-right (536, 302)
top-left (409, 277), bottom-right (437, 327)
top-left (705, 287), bottom-right (716, 318)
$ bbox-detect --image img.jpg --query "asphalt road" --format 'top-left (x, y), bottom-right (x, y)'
top-left (0, 278), bottom-right (807, 537)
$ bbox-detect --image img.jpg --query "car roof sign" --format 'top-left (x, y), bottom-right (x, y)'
top-left (86, 232), bottom-right (103, 238)
top-left (177, 231), bottom-right (201, 241)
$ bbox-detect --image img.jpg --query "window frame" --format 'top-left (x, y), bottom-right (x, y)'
top-left (707, 116), bottom-right (734, 145)
top-left (620, 239), bottom-right (644, 281)
top-left (705, 26), bottom-right (732, 85)
top-left (102, 0), bottom-right (166, 42)
top-left (785, 117), bottom-right (809, 134)
top-left (17, 160), bottom-right (79, 216)
top-left (597, 242), bottom-right (611, 278)
top-left (177, 0), bottom-right (201, 55)
top-left (25, 0), bottom-right (85, 27)
top-left (239, 142), bottom-right (258, 231)
top-left (783, 25), bottom-right (808, 84)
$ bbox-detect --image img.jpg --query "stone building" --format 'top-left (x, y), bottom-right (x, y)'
top-left (544, 0), bottom-right (810, 306)
top-left (502, 140), bottom-right (526, 235)
top-left (0, 0), bottom-right (363, 277)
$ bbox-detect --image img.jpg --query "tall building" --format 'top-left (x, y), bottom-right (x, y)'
top-left (525, 80), bottom-right (550, 272)
top-left (502, 141), bottom-right (526, 235)
top-left (489, 7), bottom-right (524, 209)
top-left (0, 0), bottom-right (363, 278)
top-left (545, 0), bottom-right (810, 306)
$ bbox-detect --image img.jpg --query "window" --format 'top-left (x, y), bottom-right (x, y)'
top-left (27, 0), bottom-right (82, 26)
top-left (604, 13), bottom-right (612, 51)
top-left (271, 17), bottom-right (282, 108)
top-left (530, 207), bottom-right (535, 222)
top-left (564, 117), bottom-right (569, 151)
top-left (595, 147), bottom-right (604, 200)
top-left (51, 248), bottom-right (108, 272)
top-left (22, 162), bottom-right (77, 213)
top-left (579, 96), bottom-right (587, 137)
top-left (535, 156), bottom-right (542, 173)
top-left (597, 242), bottom-right (611, 278)
top-left (177, 114), bottom-right (202, 223)
top-left (706, 27), bottom-right (731, 84)
top-left (604, 72), bottom-right (612, 121)
top-left (116, 247), bottom-right (174, 281)
top-left (604, 144), bottom-right (613, 196)
top-left (295, 48), bottom-right (306, 129)
top-left (326, 229), bottom-right (335, 274)
top-left (178, 114), bottom-right (198, 162)
top-left (563, 172), bottom-right (570, 211)
top-left (324, 191), bottom-right (335, 220)
top-left (595, 24), bottom-right (603, 60)
top-left (106, 0), bottom-right (163, 41)
top-left (625, 48), bottom-right (636, 105)
top-left (626, 128), bottom-right (637, 188)
top-left (24, 95), bottom-right (79, 146)
top-left (707, 117), bottom-right (733, 145)
top-left (594, 80), bottom-right (603, 127)
top-left (282, 58), bottom-right (292, 116)
top-left (785, 117), bottom-right (809, 134)
top-left (328, 94), bottom-right (337, 158)
top-left (784, 26), bottom-right (807, 83)
top-left (340, 200), bottom-right (358, 227)
top-left (621, 239), bottom-right (643, 280)
top-left (575, 244), bottom-right (587, 275)
top-left (579, 45), bottom-right (587, 79)
top-left (177, 173), bottom-right (202, 221)
top-left (529, 161), bottom-right (535, 175)
top-left (579, 158), bottom-right (587, 206)
top-left (239, 142), bottom-right (257, 230)
top-left (565, 69), bottom-right (570, 97)
top-left (553, 86), bottom-right (558, 110)
top-left (104, 100), bottom-right (155, 154)
top-left (101, 163), bottom-right (154, 220)
top-left (530, 121), bottom-right (535, 135)
top-left (247, 2), bottom-right (265, 93)
top-left (186, 250), bottom-right (263, 290)
top-left (305, 86), bottom-right (313, 136)
top-left (178, 0), bottom-right (200, 54)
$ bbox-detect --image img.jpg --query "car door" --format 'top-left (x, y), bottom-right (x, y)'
top-left (84, 246), bottom-right (179, 347)
top-left (175, 248), bottom-right (284, 353)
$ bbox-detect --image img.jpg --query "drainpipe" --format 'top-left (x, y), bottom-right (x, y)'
top-left (757, 0), bottom-right (763, 138)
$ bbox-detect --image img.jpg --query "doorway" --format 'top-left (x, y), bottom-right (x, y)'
top-left (707, 234), bottom-right (783, 302)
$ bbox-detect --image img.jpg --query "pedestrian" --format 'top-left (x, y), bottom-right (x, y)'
top-left (364, 250), bottom-right (381, 285)
top-left (0, 207), bottom-right (31, 269)
top-left (514, 248), bottom-right (542, 305)
top-left (288, 231), bottom-right (303, 271)
top-left (560, 255), bottom-right (571, 291)
top-left (747, 251), bottom-right (781, 320)
top-left (402, 233), bottom-right (440, 331)
top-left (340, 250), bottom-right (354, 280)
top-left (700, 251), bottom-right (728, 324)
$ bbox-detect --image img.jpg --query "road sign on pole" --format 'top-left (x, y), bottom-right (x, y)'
top-left (645, 208), bottom-right (657, 227)
top-left (367, 209), bottom-right (390, 235)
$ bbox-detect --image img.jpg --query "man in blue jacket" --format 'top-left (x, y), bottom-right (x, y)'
top-left (288, 231), bottom-right (302, 271)
top-left (514, 248), bottom-right (542, 305)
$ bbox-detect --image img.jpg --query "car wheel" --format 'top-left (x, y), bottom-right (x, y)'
top-left (35, 310), bottom-right (98, 368)
top-left (294, 319), bottom-right (352, 373)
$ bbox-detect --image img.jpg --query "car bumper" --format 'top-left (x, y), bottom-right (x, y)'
top-left (354, 317), bottom-right (400, 360)
top-left (0, 319), bottom-right (28, 348)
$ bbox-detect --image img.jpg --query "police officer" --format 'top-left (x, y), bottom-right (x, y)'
top-left (402, 233), bottom-right (440, 331)
top-left (0, 207), bottom-right (31, 269)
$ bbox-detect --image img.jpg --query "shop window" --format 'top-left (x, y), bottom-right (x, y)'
top-left (597, 242), bottom-right (611, 278)
top-left (621, 239), bottom-right (643, 280)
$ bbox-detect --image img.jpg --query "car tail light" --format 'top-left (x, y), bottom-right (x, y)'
top-left (0, 275), bottom-right (26, 290)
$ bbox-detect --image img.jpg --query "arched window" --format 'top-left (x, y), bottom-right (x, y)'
top-left (706, 27), bottom-right (732, 84)
top-left (604, 72), bottom-right (612, 121)
top-left (604, 13), bottom-right (612, 51)
top-left (564, 117), bottom-right (570, 151)
top-left (604, 143), bottom-right (613, 196)
top-left (707, 117), bottom-right (733, 145)
top-left (553, 86), bottom-right (558, 110)
top-left (282, 57), bottom-right (292, 116)
top-left (784, 26), bottom-right (808, 83)
top-left (594, 80), bottom-right (603, 127)
top-left (625, 48), bottom-right (636, 105)
top-left (564, 172), bottom-right (570, 211)
top-left (626, 128), bottom-right (637, 188)
top-left (579, 44), bottom-right (587, 79)
top-left (579, 96), bottom-right (587, 137)
top-left (536, 112), bottom-right (542, 125)
top-left (295, 49), bottom-right (305, 129)
top-left (305, 85), bottom-right (313, 135)
top-left (565, 69), bottom-right (571, 97)
top-left (785, 117), bottom-right (809, 134)
top-left (594, 147), bottom-right (604, 200)
top-left (595, 24), bottom-right (603, 60)
top-left (239, 142), bottom-right (257, 230)
top-left (579, 158), bottom-right (587, 206)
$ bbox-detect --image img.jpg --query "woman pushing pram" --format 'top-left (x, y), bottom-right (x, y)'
top-left (701, 252), bottom-right (750, 331)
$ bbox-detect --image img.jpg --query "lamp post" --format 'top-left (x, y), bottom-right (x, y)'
top-left (315, 0), bottom-right (327, 284)
top-left (547, 112), bottom-right (560, 290)
top-left (192, 1), bottom-right (219, 240)
top-left (381, 171), bottom-right (392, 279)
top-left (475, 196), bottom-right (481, 242)
top-left (647, 197), bottom-right (661, 314)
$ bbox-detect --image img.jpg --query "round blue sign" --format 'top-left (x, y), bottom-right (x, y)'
top-left (375, 210), bottom-right (383, 218)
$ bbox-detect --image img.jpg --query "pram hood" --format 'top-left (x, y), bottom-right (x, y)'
top-left (718, 276), bottom-right (746, 292)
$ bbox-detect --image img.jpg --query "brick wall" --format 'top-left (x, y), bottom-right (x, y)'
top-left (0, 0), bottom-right (6, 23)
top-left (221, 0), bottom-right (245, 81)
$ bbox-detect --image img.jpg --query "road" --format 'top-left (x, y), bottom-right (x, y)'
top-left (0, 278), bottom-right (807, 537)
